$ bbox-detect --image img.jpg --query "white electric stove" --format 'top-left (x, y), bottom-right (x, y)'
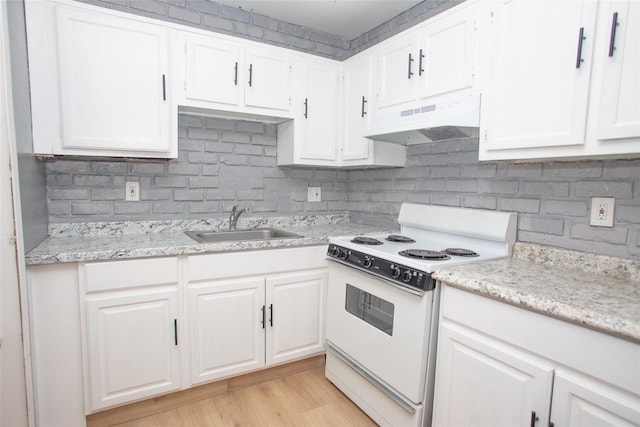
top-left (325, 203), bottom-right (517, 426)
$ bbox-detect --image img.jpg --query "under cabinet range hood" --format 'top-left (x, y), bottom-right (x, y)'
top-left (365, 94), bottom-right (481, 145)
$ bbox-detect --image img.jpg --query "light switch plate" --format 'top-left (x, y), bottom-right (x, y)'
top-left (125, 181), bottom-right (140, 201)
top-left (307, 187), bottom-right (321, 202)
top-left (589, 197), bottom-right (615, 227)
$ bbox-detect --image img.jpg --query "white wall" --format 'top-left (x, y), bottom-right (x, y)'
top-left (1, 1), bottom-right (31, 425)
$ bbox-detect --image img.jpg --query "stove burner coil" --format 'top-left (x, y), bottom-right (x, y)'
top-left (443, 248), bottom-right (479, 257)
top-left (399, 249), bottom-right (450, 260)
top-left (351, 236), bottom-right (384, 245)
top-left (385, 234), bottom-right (416, 243)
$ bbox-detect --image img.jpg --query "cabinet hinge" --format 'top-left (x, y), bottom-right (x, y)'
top-left (484, 129), bottom-right (488, 142)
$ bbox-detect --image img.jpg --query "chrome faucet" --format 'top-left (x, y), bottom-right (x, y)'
top-left (229, 205), bottom-right (249, 230)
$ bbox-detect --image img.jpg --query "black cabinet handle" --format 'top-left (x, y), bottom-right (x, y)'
top-left (261, 305), bottom-right (266, 329)
top-left (608, 12), bottom-right (619, 57)
top-left (304, 98), bottom-right (308, 118)
top-left (248, 64), bottom-right (253, 87)
top-left (408, 53), bottom-right (414, 79)
top-left (269, 304), bottom-right (273, 327)
top-left (419, 48), bottom-right (425, 75)
top-left (234, 62), bottom-right (238, 85)
top-left (162, 74), bottom-right (166, 101)
top-left (576, 27), bottom-right (586, 68)
top-left (361, 96), bottom-right (367, 118)
top-left (530, 411), bottom-right (539, 427)
top-left (173, 319), bottom-right (178, 346)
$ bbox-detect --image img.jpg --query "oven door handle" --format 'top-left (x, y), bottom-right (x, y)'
top-left (327, 342), bottom-right (420, 414)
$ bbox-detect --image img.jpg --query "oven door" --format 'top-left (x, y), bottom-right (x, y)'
top-left (325, 261), bottom-right (437, 404)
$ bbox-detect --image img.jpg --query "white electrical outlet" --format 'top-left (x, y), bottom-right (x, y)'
top-left (307, 187), bottom-right (321, 202)
top-left (125, 181), bottom-right (140, 201)
top-left (589, 197), bottom-right (615, 227)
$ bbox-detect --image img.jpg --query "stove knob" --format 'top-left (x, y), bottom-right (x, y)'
top-left (402, 270), bottom-right (413, 283)
top-left (363, 257), bottom-right (373, 268)
top-left (331, 246), bottom-right (342, 258)
top-left (391, 265), bottom-right (401, 279)
top-left (339, 249), bottom-right (349, 260)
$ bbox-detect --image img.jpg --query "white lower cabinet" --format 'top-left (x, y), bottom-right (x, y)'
top-left (433, 285), bottom-right (640, 427)
top-left (434, 323), bottom-right (554, 426)
top-left (552, 370), bottom-right (640, 427)
top-left (85, 288), bottom-right (181, 410)
top-left (187, 277), bottom-right (265, 385)
top-left (81, 257), bottom-right (182, 411)
top-left (186, 248), bottom-right (327, 386)
top-left (265, 271), bottom-right (326, 365)
top-left (26, 246), bottom-right (327, 425)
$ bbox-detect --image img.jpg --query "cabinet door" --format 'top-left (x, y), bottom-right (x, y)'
top-left (375, 32), bottom-right (420, 110)
top-left (56, 7), bottom-right (171, 153)
top-left (482, 0), bottom-right (598, 151)
top-left (418, 5), bottom-right (476, 100)
top-left (244, 46), bottom-right (291, 111)
top-left (550, 371), bottom-right (640, 426)
top-left (265, 270), bottom-right (326, 366)
top-left (187, 277), bottom-right (264, 385)
top-left (432, 322), bottom-right (554, 427)
top-left (86, 288), bottom-right (180, 410)
top-left (342, 54), bottom-right (371, 161)
top-left (184, 34), bottom-right (240, 106)
top-left (297, 59), bottom-right (339, 162)
top-left (596, 0), bottom-right (640, 141)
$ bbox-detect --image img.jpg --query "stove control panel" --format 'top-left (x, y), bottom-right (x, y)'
top-left (327, 244), bottom-right (436, 292)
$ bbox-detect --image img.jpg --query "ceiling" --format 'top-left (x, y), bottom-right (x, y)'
top-left (214, 0), bottom-right (424, 39)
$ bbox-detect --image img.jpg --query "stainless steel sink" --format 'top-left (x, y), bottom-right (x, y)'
top-left (185, 228), bottom-right (303, 243)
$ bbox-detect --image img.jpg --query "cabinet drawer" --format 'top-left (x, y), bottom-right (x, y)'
top-left (187, 246), bottom-right (327, 282)
top-left (84, 257), bottom-right (179, 292)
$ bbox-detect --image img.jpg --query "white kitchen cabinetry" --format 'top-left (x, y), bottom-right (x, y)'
top-left (433, 285), bottom-right (640, 427)
top-left (186, 247), bottom-right (327, 386)
top-left (187, 276), bottom-right (265, 385)
top-left (372, 3), bottom-right (477, 114)
top-left (278, 53), bottom-right (406, 168)
top-left (265, 271), bottom-right (326, 365)
top-left (81, 258), bottom-right (181, 411)
top-left (277, 56), bottom-right (340, 166)
top-left (179, 32), bottom-right (291, 115)
top-left (340, 52), bottom-right (406, 168)
top-left (434, 320), bottom-right (553, 426)
top-left (479, 0), bottom-right (640, 161)
top-left (24, 0), bottom-right (177, 158)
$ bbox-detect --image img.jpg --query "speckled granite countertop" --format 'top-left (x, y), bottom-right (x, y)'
top-left (25, 214), bottom-right (393, 265)
top-left (433, 243), bottom-right (640, 343)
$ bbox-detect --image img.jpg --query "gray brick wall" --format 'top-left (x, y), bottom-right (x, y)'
top-left (46, 114), bottom-right (349, 221)
top-left (347, 139), bottom-right (640, 260)
top-left (75, 0), bottom-right (458, 60)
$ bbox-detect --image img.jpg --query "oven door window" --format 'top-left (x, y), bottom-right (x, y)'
top-left (345, 283), bottom-right (394, 336)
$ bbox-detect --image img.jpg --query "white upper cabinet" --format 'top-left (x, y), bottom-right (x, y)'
top-left (479, 0), bottom-right (640, 161)
top-left (341, 53), bottom-right (372, 161)
top-left (340, 52), bottom-right (407, 168)
top-left (593, 0), bottom-right (640, 142)
top-left (179, 32), bottom-right (291, 115)
top-left (244, 46), bottom-right (291, 111)
top-left (25, 0), bottom-right (176, 158)
top-left (277, 56), bottom-right (340, 166)
top-left (183, 34), bottom-right (241, 106)
top-left (277, 53), bottom-right (406, 168)
top-left (372, 2), bottom-right (478, 116)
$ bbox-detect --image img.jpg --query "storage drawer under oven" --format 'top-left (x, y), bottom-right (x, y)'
top-left (326, 262), bottom-right (438, 403)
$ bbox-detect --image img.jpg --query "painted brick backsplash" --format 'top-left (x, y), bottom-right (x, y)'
top-left (346, 140), bottom-right (640, 259)
top-left (46, 114), bottom-right (349, 221)
top-left (46, 118), bottom-right (640, 259)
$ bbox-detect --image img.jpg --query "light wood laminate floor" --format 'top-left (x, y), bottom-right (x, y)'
top-left (88, 359), bottom-right (377, 427)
